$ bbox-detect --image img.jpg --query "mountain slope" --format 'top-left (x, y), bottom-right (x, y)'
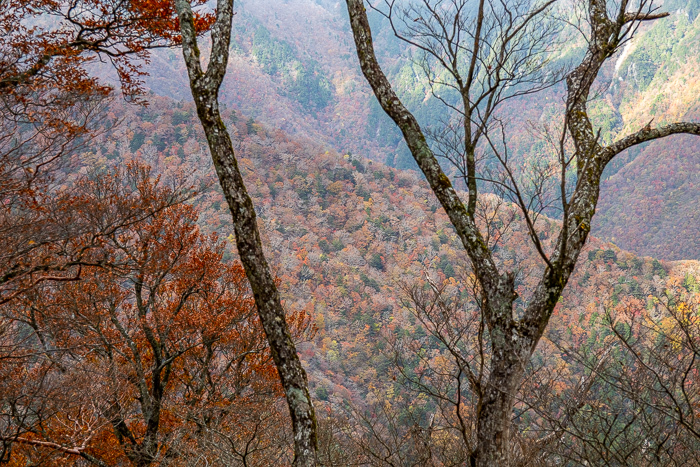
top-left (122, 0), bottom-right (700, 261)
top-left (84, 96), bottom-right (698, 405)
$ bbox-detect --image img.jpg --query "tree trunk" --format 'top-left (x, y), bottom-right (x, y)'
top-left (193, 99), bottom-right (317, 467)
top-left (174, 1), bottom-right (317, 464)
top-left (472, 287), bottom-right (524, 466)
top-left (476, 361), bottom-right (521, 466)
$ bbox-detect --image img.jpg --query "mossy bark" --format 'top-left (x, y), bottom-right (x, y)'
top-left (174, 1), bottom-right (317, 465)
top-left (345, 0), bottom-right (700, 464)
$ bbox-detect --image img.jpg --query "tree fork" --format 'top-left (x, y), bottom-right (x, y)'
top-left (345, 0), bottom-right (700, 464)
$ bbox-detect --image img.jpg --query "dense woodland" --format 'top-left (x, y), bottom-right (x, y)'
top-left (1, 0), bottom-right (700, 465)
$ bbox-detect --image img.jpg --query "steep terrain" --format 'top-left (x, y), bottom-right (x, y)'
top-left (120, 0), bottom-right (700, 260)
top-left (84, 96), bottom-right (698, 405)
top-left (595, 125), bottom-right (700, 260)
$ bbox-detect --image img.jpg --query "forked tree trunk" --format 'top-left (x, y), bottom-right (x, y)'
top-left (345, 0), bottom-right (700, 464)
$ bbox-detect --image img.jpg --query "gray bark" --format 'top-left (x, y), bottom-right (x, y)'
top-left (345, 0), bottom-right (700, 464)
top-left (174, 1), bottom-right (317, 465)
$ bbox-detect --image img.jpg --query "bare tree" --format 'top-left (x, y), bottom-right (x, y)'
top-left (367, 267), bottom-right (611, 465)
top-left (389, 273), bottom-right (484, 462)
top-left (351, 397), bottom-right (465, 466)
top-left (173, 1), bottom-right (318, 465)
top-left (541, 287), bottom-right (700, 465)
top-left (344, 0), bottom-right (700, 463)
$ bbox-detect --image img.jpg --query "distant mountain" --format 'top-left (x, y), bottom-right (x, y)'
top-left (120, 0), bottom-right (700, 260)
top-left (85, 96), bottom-right (697, 404)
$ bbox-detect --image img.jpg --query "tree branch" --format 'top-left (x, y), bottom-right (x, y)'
top-left (0, 435), bottom-right (109, 467)
top-left (605, 122), bottom-right (700, 164)
top-left (623, 11), bottom-right (669, 23)
top-left (345, 0), bottom-right (505, 305)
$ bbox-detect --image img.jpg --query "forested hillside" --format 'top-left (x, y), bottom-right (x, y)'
top-left (3, 0), bottom-right (700, 464)
top-left (87, 96), bottom-right (700, 415)
top-left (4, 84), bottom-right (699, 462)
top-left (127, 0), bottom-right (700, 260)
top-left (4, 74), bottom-right (699, 467)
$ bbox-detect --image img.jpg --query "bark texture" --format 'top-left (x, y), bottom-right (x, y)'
top-left (345, 0), bottom-right (700, 464)
top-left (174, 1), bottom-right (317, 465)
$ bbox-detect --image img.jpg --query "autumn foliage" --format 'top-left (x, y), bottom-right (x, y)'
top-left (0, 164), bottom-right (313, 465)
top-left (3, 0), bottom-right (700, 465)
top-left (0, 0), bottom-right (214, 306)
top-left (0, 0), bottom-right (213, 99)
